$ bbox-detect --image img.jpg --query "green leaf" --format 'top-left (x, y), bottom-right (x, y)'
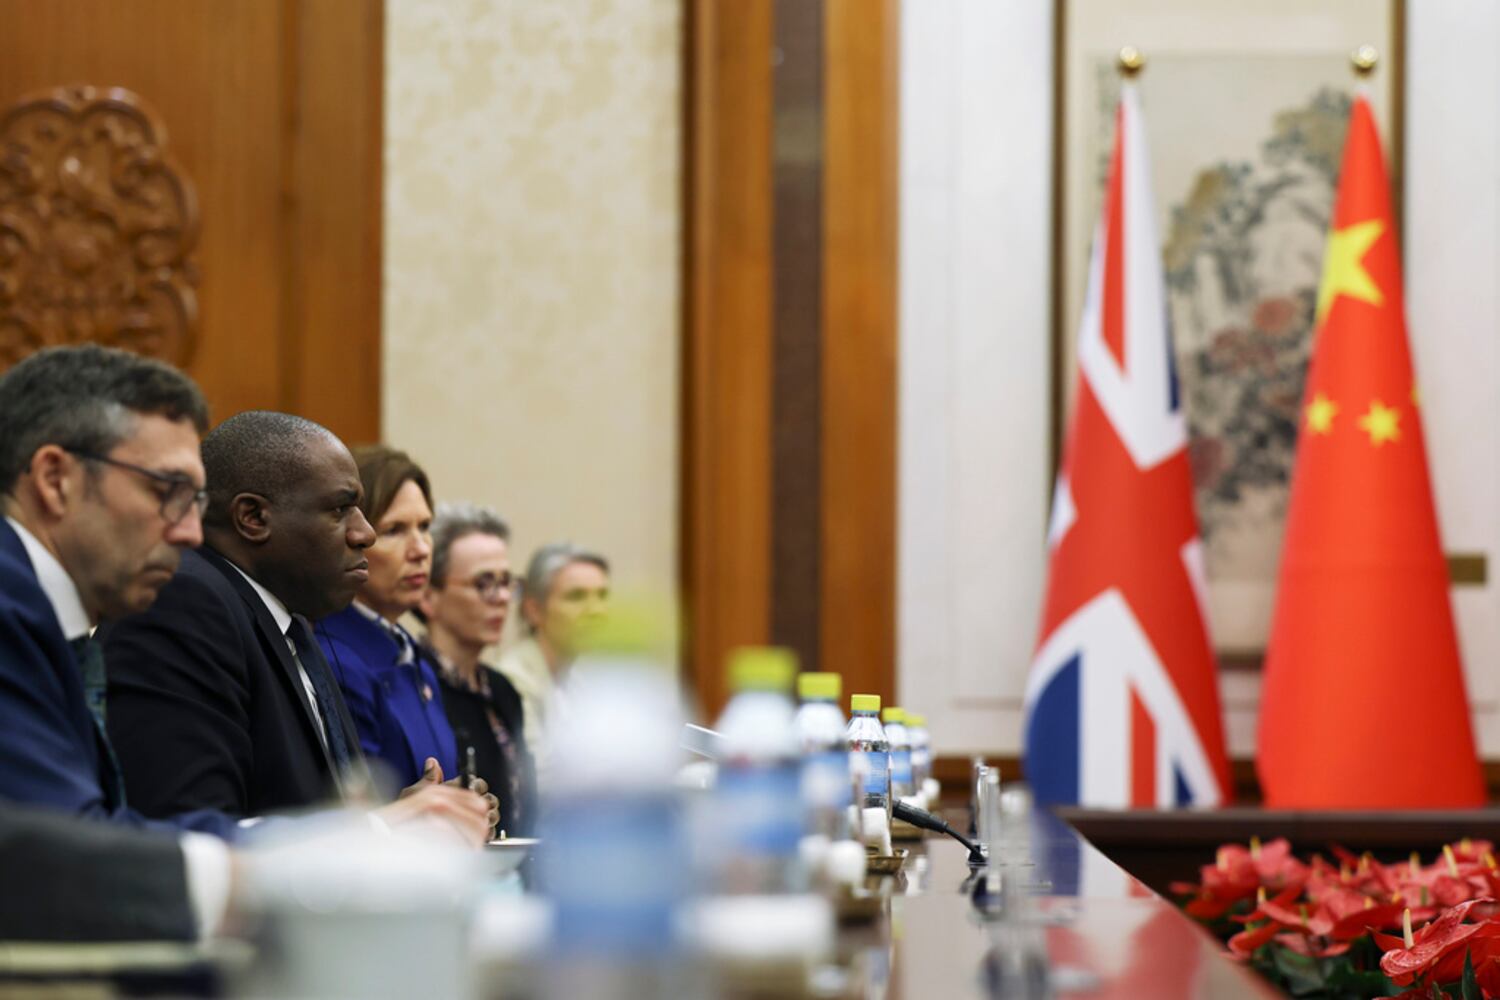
top-left (1270, 945), bottom-right (1326, 997)
top-left (1461, 947), bottom-right (1482, 1000)
top-left (1320, 959), bottom-right (1394, 997)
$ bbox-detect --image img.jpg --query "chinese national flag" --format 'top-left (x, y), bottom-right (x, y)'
top-left (1256, 96), bottom-right (1484, 807)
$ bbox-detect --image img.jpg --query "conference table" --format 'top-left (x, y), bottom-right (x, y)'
top-left (0, 808), bottom-right (1276, 998)
top-left (817, 807), bottom-right (1278, 999)
top-left (465, 804), bottom-right (1277, 998)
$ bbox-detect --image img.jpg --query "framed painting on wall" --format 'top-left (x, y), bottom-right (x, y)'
top-left (1053, 0), bottom-right (1405, 661)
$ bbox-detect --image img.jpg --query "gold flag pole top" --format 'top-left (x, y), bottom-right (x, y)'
top-left (1351, 45), bottom-right (1378, 77)
top-left (1118, 46), bottom-right (1145, 78)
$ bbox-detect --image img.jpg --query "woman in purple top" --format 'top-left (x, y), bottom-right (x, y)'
top-left (314, 445), bottom-right (457, 790)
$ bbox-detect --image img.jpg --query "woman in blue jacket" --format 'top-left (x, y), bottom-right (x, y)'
top-left (314, 445), bottom-right (458, 791)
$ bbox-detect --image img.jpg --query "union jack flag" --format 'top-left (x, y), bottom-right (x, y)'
top-left (1022, 85), bottom-right (1232, 807)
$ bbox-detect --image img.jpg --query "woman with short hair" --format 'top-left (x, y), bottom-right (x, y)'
top-left (313, 445), bottom-right (458, 791)
top-left (419, 502), bottom-right (535, 835)
top-left (493, 542), bottom-right (609, 778)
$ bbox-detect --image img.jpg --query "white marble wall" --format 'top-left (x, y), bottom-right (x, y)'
top-left (898, 0), bottom-right (1054, 755)
top-left (1404, 0), bottom-right (1500, 754)
top-left (382, 0), bottom-right (682, 630)
top-left (899, 0), bottom-right (1500, 759)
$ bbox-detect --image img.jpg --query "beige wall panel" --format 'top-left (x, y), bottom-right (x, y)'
top-left (383, 0), bottom-right (682, 627)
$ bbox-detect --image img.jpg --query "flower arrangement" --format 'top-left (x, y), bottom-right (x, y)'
top-left (1173, 837), bottom-right (1500, 998)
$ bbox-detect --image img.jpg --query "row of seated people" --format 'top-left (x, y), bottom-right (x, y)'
top-left (282, 444), bottom-right (607, 835)
top-left (0, 343), bottom-right (603, 939)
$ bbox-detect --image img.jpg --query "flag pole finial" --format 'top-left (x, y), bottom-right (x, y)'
top-left (1117, 46), bottom-right (1145, 78)
top-left (1351, 45), bottom-right (1378, 77)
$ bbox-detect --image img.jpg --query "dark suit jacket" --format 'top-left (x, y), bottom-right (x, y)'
top-left (0, 519), bottom-right (235, 839)
top-left (101, 545), bottom-right (365, 819)
top-left (0, 802), bottom-right (194, 941)
top-left (435, 660), bottom-right (537, 837)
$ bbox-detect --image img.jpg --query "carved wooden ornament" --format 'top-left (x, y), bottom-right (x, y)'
top-left (0, 84), bottom-right (199, 370)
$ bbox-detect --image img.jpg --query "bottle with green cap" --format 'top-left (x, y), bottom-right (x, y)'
top-left (882, 707), bottom-right (914, 799)
top-left (845, 694), bottom-right (890, 824)
top-left (794, 672), bottom-right (850, 840)
top-left (711, 646), bottom-right (806, 893)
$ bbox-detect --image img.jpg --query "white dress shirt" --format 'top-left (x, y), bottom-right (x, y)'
top-left (224, 561), bottom-right (329, 750)
top-left (6, 516), bottom-right (231, 939)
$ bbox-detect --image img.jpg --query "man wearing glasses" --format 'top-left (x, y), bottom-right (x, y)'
top-left (0, 346), bottom-right (489, 840)
top-left (0, 344), bottom-right (238, 837)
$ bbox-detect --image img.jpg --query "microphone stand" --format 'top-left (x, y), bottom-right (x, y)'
top-left (892, 800), bottom-right (986, 865)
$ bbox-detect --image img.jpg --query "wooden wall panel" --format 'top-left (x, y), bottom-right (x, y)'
top-left (281, 0), bottom-right (383, 445)
top-left (684, 0), bottom-right (776, 715)
top-left (821, 0), bottom-right (900, 704)
top-left (685, 0), bottom-right (899, 716)
top-left (0, 0), bottom-right (381, 443)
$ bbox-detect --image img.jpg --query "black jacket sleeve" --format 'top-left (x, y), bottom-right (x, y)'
top-left (0, 804), bottom-right (194, 941)
top-left (102, 568), bottom-right (256, 818)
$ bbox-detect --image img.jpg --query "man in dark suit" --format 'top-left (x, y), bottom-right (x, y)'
top-left (0, 346), bottom-right (488, 843)
top-left (103, 410), bottom-right (495, 829)
top-left (0, 345), bottom-right (239, 838)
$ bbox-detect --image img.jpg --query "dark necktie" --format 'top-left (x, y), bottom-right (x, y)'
top-left (68, 635), bottom-right (127, 809)
top-left (286, 616), bottom-right (354, 777)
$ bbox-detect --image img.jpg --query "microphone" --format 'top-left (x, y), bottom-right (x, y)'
top-left (892, 799), bottom-right (985, 864)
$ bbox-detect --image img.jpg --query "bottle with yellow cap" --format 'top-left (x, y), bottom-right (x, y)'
top-left (882, 707), bottom-right (914, 799)
top-left (793, 672), bottom-right (850, 840)
top-left (845, 694), bottom-right (890, 827)
top-left (711, 646), bottom-right (807, 893)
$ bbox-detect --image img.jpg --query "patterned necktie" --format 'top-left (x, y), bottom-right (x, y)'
top-left (68, 635), bottom-right (127, 809)
top-left (378, 616), bottom-right (416, 668)
top-left (286, 616), bottom-right (353, 776)
top-left (374, 616), bottom-right (434, 701)
top-left (69, 634), bottom-right (107, 726)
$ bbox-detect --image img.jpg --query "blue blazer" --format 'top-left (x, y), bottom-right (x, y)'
top-left (0, 519), bottom-right (237, 839)
top-left (314, 606), bottom-right (457, 789)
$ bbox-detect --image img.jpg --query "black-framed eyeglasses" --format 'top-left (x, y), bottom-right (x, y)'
top-left (66, 449), bottom-right (208, 525)
top-left (467, 571), bottom-right (514, 602)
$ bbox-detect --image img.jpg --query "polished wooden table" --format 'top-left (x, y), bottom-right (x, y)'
top-left (0, 809), bottom-right (1281, 998)
top-left (844, 808), bottom-right (1280, 999)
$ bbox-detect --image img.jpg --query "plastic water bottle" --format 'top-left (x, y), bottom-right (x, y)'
top-left (883, 707), bottom-right (914, 800)
top-left (846, 694), bottom-right (890, 825)
top-left (538, 644), bottom-right (693, 996)
top-left (713, 647), bottom-right (806, 894)
top-left (794, 672), bottom-right (850, 841)
top-left (907, 712), bottom-right (933, 792)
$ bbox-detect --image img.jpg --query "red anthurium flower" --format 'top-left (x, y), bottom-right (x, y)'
top-left (1450, 839), bottom-right (1494, 864)
top-left (1226, 920), bottom-right (1281, 959)
top-left (1176, 842), bottom-right (1276, 919)
top-left (1230, 885), bottom-right (1390, 958)
top-left (1177, 839), bottom-right (1312, 920)
top-left (1475, 951), bottom-right (1500, 997)
top-left (1329, 901), bottom-right (1409, 942)
top-left (1246, 837), bottom-right (1309, 890)
top-left (1430, 874), bottom-right (1481, 908)
top-left (1257, 896), bottom-right (1333, 937)
top-left (1378, 899), bottom-right (1500, 986)
top-left (1231, 886), bottom-right (1304, 926)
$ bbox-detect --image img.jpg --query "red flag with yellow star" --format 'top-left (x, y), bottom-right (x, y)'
top-left (1256, 96), bottom-right (1484, 807)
